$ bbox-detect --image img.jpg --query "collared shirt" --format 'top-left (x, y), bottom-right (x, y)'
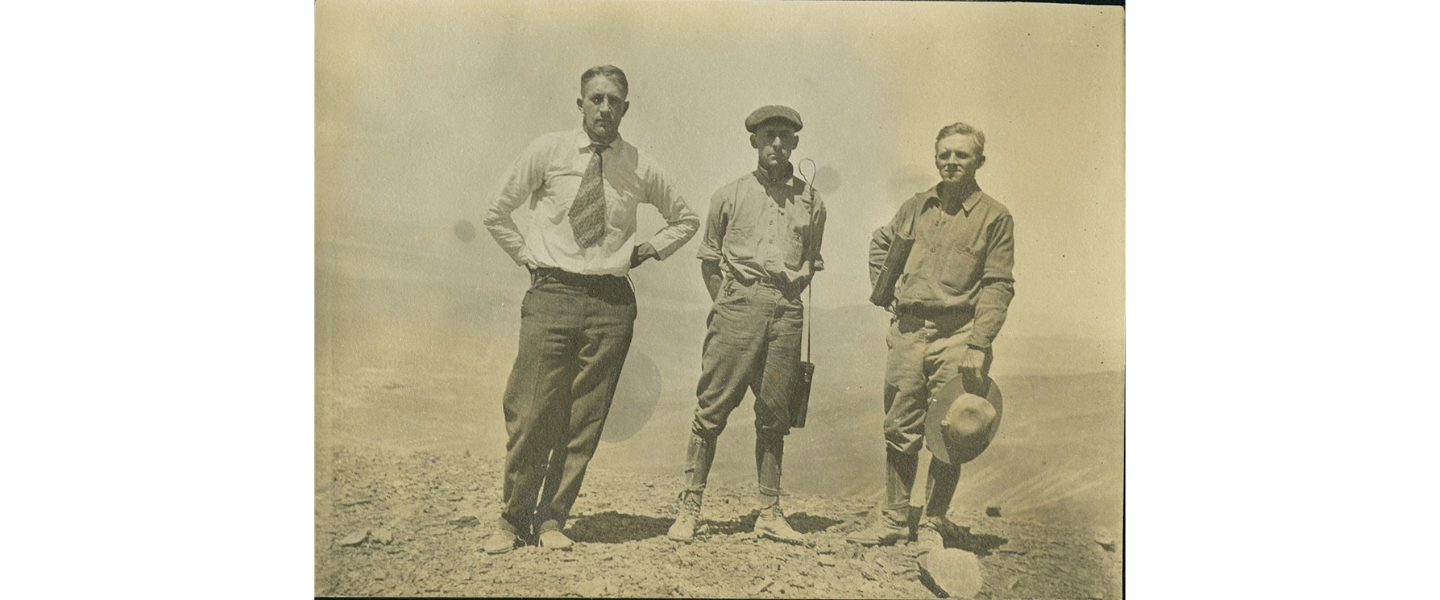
top-left (483, 129), bottom-right (700, 276)
top-left (697, 164), bottom-right (826, 287)
top-left (869, 183), bottom-right (1016, 349)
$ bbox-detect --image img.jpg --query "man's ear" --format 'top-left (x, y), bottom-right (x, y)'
top-left (576, 98), bottom-right (584, 111)
top-left (618, 99), bottom-right (630, 118)
top-left (750, 133), bottom-right (761, 149)
top-left (791, 134), bottom-right (801, 150)
top-left (976, 154), bottom-right (987, 169)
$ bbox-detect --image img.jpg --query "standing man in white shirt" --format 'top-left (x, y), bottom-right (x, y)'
top-left (480, 65), bottom-right (700, 554)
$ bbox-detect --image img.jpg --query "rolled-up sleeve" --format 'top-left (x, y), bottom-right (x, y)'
top-left (641, 166), bottom-right (699, 260)
top-left (481, 136), bottom-right (551, 267)
top-left (808, 197), bottom-right (827, 273)
top-left (696, 186), bottom-right (729, 263)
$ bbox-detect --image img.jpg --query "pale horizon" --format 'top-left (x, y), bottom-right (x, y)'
top-left (317, 0), bottom-right (1124, 342)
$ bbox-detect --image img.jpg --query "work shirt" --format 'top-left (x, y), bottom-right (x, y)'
top-left (483, 129), bottom-right (700, 276)
top-left (869, 183), bottom-right (1016, 349)
top-left (697, 164), bottom-right (827, 287)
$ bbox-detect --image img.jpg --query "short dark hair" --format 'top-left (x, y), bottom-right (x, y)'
top-left (935, 122), bottom-right (986, 155)
top-left (580, 65), bottom-right (629, 98)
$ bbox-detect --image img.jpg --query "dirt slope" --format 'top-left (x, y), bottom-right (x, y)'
top-left (316, 446), bottom-right (1122, 599)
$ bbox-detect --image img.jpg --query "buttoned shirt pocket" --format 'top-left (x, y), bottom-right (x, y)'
top-left (938, 241), bottom-right (985, 293)
top-left (724, 223), bottom-right (756, 261)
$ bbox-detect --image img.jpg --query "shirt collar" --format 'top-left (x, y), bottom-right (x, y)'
top-left (753, 162), bottom-right (796, 187)
top-left (922, 182), bottom-right (983, 214)
top-left (576, 129), bottom-right (621, 150)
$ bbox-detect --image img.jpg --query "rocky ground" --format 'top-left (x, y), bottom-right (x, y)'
top-left (316, 446), bottom-right (1121, 598)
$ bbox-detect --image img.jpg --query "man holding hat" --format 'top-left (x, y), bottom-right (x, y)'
top-left (666, 105), bottom-right (827, 545)
top-left (846, 121), bottom-right (1015, 552)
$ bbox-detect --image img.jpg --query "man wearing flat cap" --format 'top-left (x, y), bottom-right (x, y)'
top-left (666, 105), bottom-right (827, 545)
top-left (846, 121), bottom-right (1015, 553)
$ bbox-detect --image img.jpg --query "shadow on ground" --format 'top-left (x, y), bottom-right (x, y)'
top-left (952, 526), bottom-right (1008, 557)
top-left (702, 510), bottom-right (843, 536)
top-left (568, 511), bottom-right (672, 544)
top-left (899, 506), bottom-right (1009, 556)
top-left (787, 512), bottom-right (844, 534)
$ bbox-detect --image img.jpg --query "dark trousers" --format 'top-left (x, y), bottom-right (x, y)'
top-left (499, 270), bottom-right (636, 536)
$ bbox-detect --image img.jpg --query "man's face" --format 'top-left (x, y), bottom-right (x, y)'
top-left (934, 133), bottom-right (986, 186)
top-left (751, 122), bottom-right (799, 171)
top-left (577, 76), bottom-right (628, 143)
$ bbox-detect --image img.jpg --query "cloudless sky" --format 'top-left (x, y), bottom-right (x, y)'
top-left (317, 0), bottom-right (1124, 341)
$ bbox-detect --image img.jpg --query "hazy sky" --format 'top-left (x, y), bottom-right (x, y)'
top-left (317, 0), bottom-right (1124, 341)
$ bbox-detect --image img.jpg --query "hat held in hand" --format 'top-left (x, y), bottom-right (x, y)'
top-left (925, 376), bottom-right (1004, 465)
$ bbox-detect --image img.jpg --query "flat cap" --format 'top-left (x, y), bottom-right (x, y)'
top-left (745, 105), bottom-right (803, 132)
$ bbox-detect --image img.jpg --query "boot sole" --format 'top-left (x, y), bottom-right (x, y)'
top-left (757, 530), bottom-right (810, 546)
top-left (484, 543), bottom-right (518, 555)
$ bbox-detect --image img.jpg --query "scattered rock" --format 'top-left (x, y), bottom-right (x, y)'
top-left (448, 515), bottom-right (480, 528)
top-left (986, 506), bottom-right (1002, 517)
top-left (373, 528), bottom-right (393, 545)
top-left (748, 579), bottom-right (773, 594)
top-left (576, 577), bottom-right (611, 597)
top-left (818, 556), bottom-right (836, 567)
top-left (1095, 536), bottom-right (1117, 552)
top-left (919, 548), bottom-right (984, 599)
top-left (338, 530), bottom-right (369, 546)
top-left (341, 497), bottom-right (376, 507)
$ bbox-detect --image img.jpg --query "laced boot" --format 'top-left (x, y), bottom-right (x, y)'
top-left (754, 499), bottom-right (807, 545)
top-left (667, 491), bottom-right (703, 542)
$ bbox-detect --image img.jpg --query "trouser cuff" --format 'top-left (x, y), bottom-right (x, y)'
top-left (496, 516), bottom-right (525, 535)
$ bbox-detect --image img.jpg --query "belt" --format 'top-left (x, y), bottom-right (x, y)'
top-left (730, 275), bottom-right (804, 296)
top-left (532, 267), bottom-right (626, 286)
top-left (894, 304), bottom-right (974, 323)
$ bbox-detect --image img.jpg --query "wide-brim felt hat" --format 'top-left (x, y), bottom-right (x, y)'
top-left (925, 376), bottom-right (1004, 465)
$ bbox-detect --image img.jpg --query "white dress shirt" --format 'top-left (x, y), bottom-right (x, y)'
top-left (483, 129), bottom-right (699, 276)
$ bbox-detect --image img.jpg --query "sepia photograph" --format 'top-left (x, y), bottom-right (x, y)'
top-left (316, 0), bottom-right (1124, 597)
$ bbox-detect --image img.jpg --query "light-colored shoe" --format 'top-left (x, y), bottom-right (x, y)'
top-left (916, 520), bottom-right (945, 554)
top-left (846, 511), bottom-right (909, 547)
top-left (537, 529), bottom-right (574, 550)
top-left (668, 493), bottom-right (702, 542)
top-left (755, 504), bottom-right (807, 546)
top-left (483, 529), bottom-right (520, 555)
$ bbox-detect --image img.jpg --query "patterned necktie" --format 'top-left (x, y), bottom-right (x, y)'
top-left (569, 143), bottom-right (609, 248)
